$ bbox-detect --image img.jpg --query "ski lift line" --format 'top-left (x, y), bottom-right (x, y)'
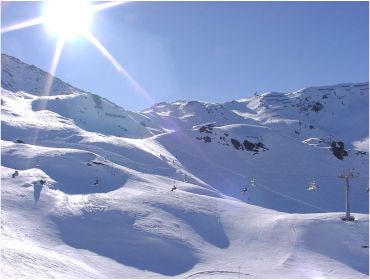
top-left (247, 172), bottom-right (368, 179)
top-left (212, 158), bottom-right (364, 180)
top-left (231, 167), bottom-right (328, 212)
top-left (246, 168), bottom-right (368, 179)
top-left (256, 180), bottom-right (330, 213)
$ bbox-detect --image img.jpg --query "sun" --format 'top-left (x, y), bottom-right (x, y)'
top-left (2, 0), bottom-right (149, 100)
top-left (43, 0), bottom-right (93, 39)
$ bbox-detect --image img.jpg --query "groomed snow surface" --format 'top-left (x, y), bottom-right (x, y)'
top-left (1, 54), bottom-right (369, 278)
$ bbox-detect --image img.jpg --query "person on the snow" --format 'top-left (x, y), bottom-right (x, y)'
top-left (93, 177), bottom-right (99, 186)
top-left (171, 181), bottom-right (177, 191)
top-left (12, 170), bottom-right (19, 178)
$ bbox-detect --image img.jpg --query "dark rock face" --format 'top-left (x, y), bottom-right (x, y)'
top-left (243, 140), bottom-right (255, 151)
top-left (330, 141), bottom-right (348, 160)
top-left (311, 102), bottom-right (323, 112)
top-left (196, 136), bottom-right (212, 143)
top-left (231, 138), bottom-right (243, 150)
top-left (203, 136), bottom-right (212, 143)
top-left (255, 142), bottom-right (269, 151)
top-left (199, 124), bottom-right (214, 134)
top-left (196, 123), bottom-right (269, 154)
top-left (243, 140), bottom-right (269, 152)
top-left (356, 151), bottom-right (367, 156)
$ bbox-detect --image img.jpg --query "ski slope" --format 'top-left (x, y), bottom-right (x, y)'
top-left (1, 54), bottom-right (369, 278)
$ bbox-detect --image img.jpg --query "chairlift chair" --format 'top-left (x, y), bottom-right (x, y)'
top-left (306, 180), bottom-right (319, 191)
top-left (250, 178), bottom-right (257, 187)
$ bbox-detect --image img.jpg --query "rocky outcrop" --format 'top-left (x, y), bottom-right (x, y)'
top-left (330, 141), bottom-right (348, 160)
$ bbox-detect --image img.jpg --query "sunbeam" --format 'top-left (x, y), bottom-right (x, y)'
top-left (42, 36), bottom-right (65, 98)
top-left (30, 36), bottom-right (65, 148)
top-left (84, 31), bottom-right (154, 104)
top-left (91, 0), bottom-right (129, 13)
top-left (1, 16), bottom-right (44, 34)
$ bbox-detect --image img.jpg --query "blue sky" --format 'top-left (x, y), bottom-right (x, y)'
top-left (2, 1), bottom-right (369, 111)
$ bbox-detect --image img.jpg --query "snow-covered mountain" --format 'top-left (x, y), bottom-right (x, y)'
top-left (1, 54), bottom-right (84, 96)
top-left (1, 54), bottom-right (156, 138)
top-left (1, 53), bottom-right (369, 278)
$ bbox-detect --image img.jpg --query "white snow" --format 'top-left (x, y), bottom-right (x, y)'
top-left (1, 54), bottom-right (369, 278)
top-left (353, 137), bottom-right (369, 153)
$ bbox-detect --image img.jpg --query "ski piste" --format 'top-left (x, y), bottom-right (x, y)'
top-left (1, 54), bottom-right (368, 278)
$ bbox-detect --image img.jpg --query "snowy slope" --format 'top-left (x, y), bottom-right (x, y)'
top-left (142, 83), bottom-right (369, 145)
top-left (1, 54), bottom-right (84, 96)
top-left (30, 92), bottom-right (154, 138)
top-left (141, 83), bottom-right (369, 213)
top-left (155, 123), bottom-right (368, 213)
top-left (2, 164), bottom-right (368, 278)
top-left (1, 54), bottom-right (369, 278)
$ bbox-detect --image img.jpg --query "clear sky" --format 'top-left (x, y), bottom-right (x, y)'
top-left (2, 1), bottom-right (369, 111)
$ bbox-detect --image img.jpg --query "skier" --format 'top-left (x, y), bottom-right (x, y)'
top-left (93, 177), bottom-right (99, 186)
top-left (241, 187), bottom-right (248, 193)
top-left (171, 181), bottom-right (177, 191)
top-left (12, 170), bottom-right (19, 178)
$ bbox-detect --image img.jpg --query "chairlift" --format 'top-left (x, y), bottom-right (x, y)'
top-left (241, 186), bottom-right (248, 193)
top-left (250, 178), bottom-right (256, 187)
top-left (306, 180), bottom-right (319, 191)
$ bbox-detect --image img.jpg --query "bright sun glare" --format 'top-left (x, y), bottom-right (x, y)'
top-left (44, 0), bottom-right (93, 39)
top-left (1, 0), bottom-right (151, 101)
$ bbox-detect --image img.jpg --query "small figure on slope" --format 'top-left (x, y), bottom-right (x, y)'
top-left (12, 170), bottom-right (19, 178)
top-left (241, 187), bottom-right (248, 194)
top-left (93, 176), bottom-right (99, 186)
top-left (171, 181), bottom-right (177, 191)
